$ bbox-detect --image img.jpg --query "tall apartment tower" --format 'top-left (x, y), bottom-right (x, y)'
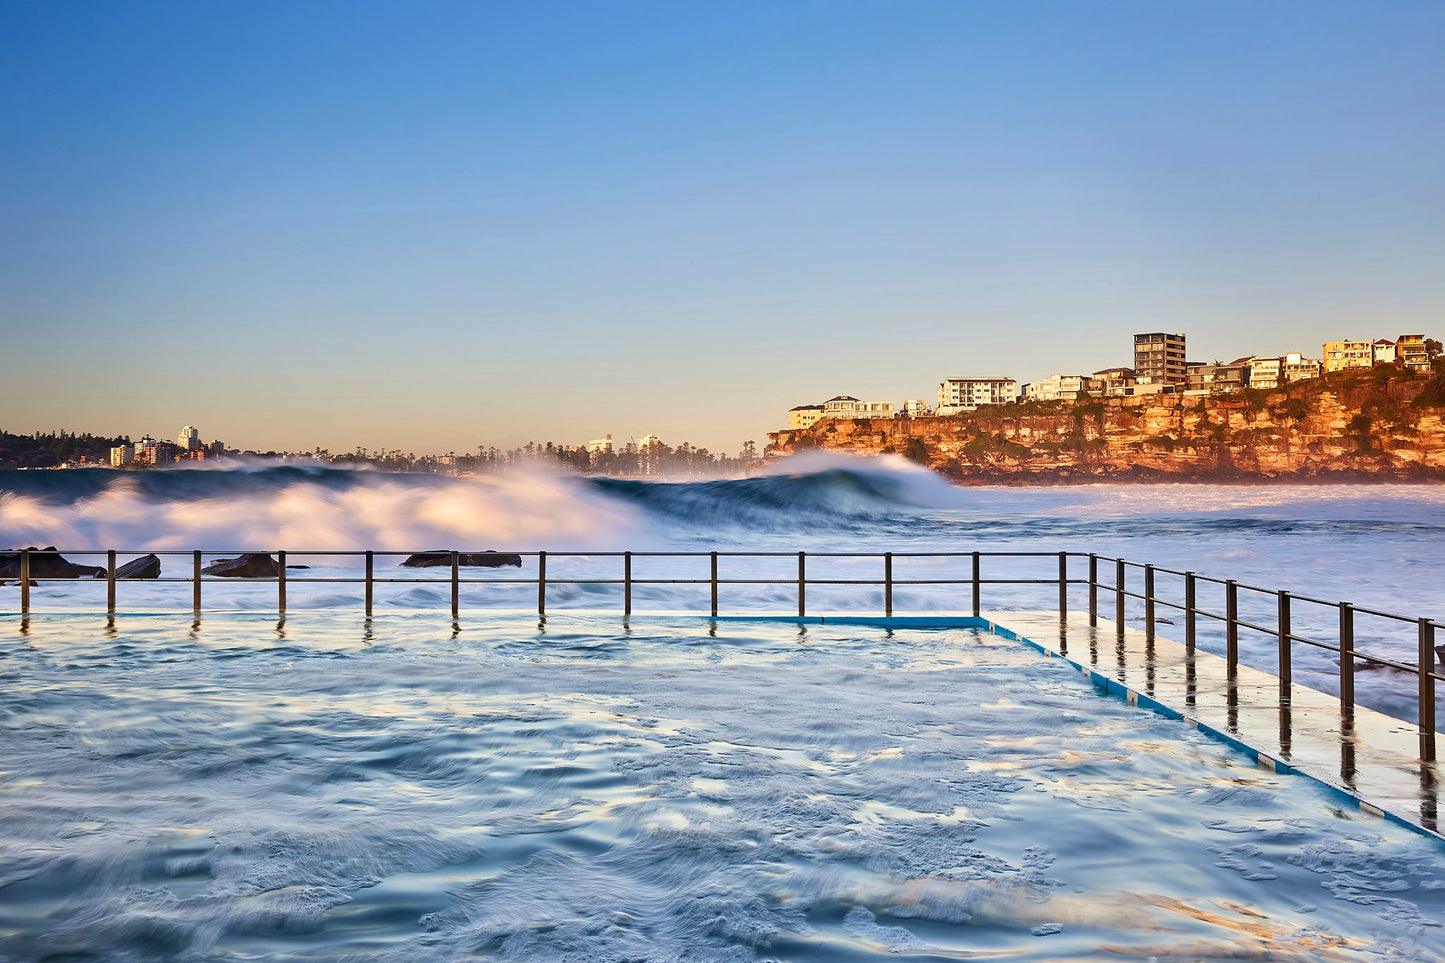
top-left (1133, 332), bottom-right (1187, 385)
top-left (178, 426), bottom-right (200, 451)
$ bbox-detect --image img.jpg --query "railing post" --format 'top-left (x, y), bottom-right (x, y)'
top-left (1184, 572), bottom-right (1196, 655)
top-left (624, 551), bottom-right (633, 617)
top-left (193, 551), bottom-right (202, 613)
top-left (1225, 579), bottom-right (1238, 679)
top-left (710, 551), bottom-right (718, 617)
top-left (1114, 558), bottom-right (1125, 635)
top-left (1144, 564), bottom-right (1155, 639)
top-left (277, 550), bottom-right (286, 614)
top-left (797, 551), bottom-right (805, 618)
top-left (1278, 591), bottom-right (1292, 698)
top-left (1057, 552), bottom-right (1067, 621)
top-left (20, 549), bottom-right (30, 615)
top-left (1420, 619), bottom-right (1437, 762)
top-left (538, 551), bottom-right (547, 618)
top-left (1340, 602), bottom-right (1355, 715)
top-left (450, 550), bottom-right (460, 619)
top-left (1088, 554), bottom-right (1098, 627)
top-left (884, 552), bottom-right (893, 618)
top-left (106, 550), bottom-right (116, 615)
top-left (364, 551), bottom-right (373, 616)
top-left (971, 551), bottom-right (980, 617)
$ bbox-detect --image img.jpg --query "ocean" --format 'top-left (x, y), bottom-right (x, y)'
top-left (3, 456), bottom-right (1445, 960)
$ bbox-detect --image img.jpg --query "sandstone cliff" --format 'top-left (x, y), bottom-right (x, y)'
top-left (766, 368), bottom-right (1445, 483)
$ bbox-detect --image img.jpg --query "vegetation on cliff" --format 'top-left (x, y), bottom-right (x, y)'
top-left (767, 364), bottom-right (1445, 482)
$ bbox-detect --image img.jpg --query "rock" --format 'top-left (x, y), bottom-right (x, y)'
top-left (115, 554), bottom-right (161, 579)
top-left (202, 553), bottom-right (279, 578)
top-left (0, 546), bottom-right (105, 579)
top-left (400, 550), bottom-right (523, 569)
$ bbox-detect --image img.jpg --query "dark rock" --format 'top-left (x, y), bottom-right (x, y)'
top-left (285, 564), bottom-right (310, 570)
top-left (115, 554), bottom-right (161, 579)
top-left (0, 546), bottom-right (105, 579)
top-left (202, 553), bottom-right (279, 578)
top-left (1437, 644), bottom-right (1445, 665)
top-left (400, 550), bottom-right (523, 569)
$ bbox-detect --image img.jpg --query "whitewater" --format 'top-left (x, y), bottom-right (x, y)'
top-left (3, 456), bottom-right (1445, 960)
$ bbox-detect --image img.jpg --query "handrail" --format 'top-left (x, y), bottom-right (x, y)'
top-left (4, 546), bottom-right (1438, 761)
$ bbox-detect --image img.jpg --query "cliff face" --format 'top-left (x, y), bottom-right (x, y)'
top-left (766, 371), bottom-right (1445, 482)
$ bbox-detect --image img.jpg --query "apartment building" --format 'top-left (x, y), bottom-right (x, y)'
top-left (822, 395), bottom-right (895, 419)
top-left (1321, 340), bottom-right (1377, 373)
top-left (1024, 374), bottom-right (1090, 402)
top-left (937, 377), bottom-right (1018, 415)
top-left (1397, 334), bottom-right (1432, 371)
top-left (1133, 332), bottom-right (1187, 385)
top-left (1185, 360), bottom-right (1248, 393)
top-left (788, 405), bottom-right (824, 430)
top-left (1089, 367), bottom-right (1136, 397)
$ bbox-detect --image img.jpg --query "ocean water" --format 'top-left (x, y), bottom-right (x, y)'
top-left (4, 457), bottom-right (1445, 960)
top-left (2, 455), bottom-right (1442, 714)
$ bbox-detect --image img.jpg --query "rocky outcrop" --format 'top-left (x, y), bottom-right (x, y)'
top-left (115, 554), bottom-right (161, 579)
top-left (767, 370), bottom-right (1445, 483)
top-left (400, 550), bottom-right (524, 568)
top-left (202, 553), bottom-right (280, 578)
top-left (0, 547), bottom-right (105, 579)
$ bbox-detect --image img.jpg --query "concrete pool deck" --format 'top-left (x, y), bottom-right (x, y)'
top-left (986, 610), bottom-right (1443, 844)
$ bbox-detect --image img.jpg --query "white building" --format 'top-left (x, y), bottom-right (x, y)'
top-left (937, 377), bottom-right (1018, 415)
top-left (110, 444), bottom-right (134, 467)
top-left (821, 395), bottom-right (895, 420)
top-left (587, 434), bottom-right (614, 454)
top-left (1023, 374), bottom-right (1089, 403)
top-left (178, 426), bottom-right (200, 451)
top-left (901, 399), bottom-right (931, 417)
top-left (1281, 352), bottom-right (1321, 382)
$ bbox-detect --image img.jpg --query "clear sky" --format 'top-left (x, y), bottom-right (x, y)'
top-left (2, 1), bottom-right (1442, 455)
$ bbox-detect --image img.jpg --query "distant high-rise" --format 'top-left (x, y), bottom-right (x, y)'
top-left (1133, 332), bottom-right (1187, 385)
top-left (178, 426), bottom-right (200, 451)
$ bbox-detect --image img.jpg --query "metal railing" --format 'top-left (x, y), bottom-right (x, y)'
top-left (5, 547), bottom-right (1441, 761)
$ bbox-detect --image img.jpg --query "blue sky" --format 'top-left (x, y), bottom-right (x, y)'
top-left (2, 1), bottom-right (1442, 455)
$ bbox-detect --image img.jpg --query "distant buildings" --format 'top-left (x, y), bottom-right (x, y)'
top-left (937, 377), bottom-right (1018, 416)
top-left (1321, 335), bottom-right (1434, 373)
top-left (178, 426), bottom-right (200, 451)
top-left (1133, 332), bottom-right (1187, 386)
top-left (587, 434), bottom-right (614, 454)
top-left (110, 443), bottom-right (134, 467)
top-left (787, 395), bottom-right (894, 429)
top-left (779, 325), bottom-right (1433, 434)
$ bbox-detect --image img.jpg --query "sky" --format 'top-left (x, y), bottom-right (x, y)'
top-left (2, 1), bottom-right (1442, 456)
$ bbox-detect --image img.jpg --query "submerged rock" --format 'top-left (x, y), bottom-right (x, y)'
top-left (0, 547), bottom-right (105, 579)
top-left (115, 554), bottom-right (161, 579)
top-left (400, 550), bottom-right (523, 569)
top-left (202, 553), bottom-right (279, 578)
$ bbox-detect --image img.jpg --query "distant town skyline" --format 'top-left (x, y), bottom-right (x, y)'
top-left (2, 2), bottom-right (1441, 454)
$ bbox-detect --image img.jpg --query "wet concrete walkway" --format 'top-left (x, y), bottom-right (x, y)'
top-left (986, 610), bottom-right (1443, 842)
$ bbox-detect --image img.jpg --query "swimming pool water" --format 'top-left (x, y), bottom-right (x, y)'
top-left (2, 613), bottom-right (1443, 961)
